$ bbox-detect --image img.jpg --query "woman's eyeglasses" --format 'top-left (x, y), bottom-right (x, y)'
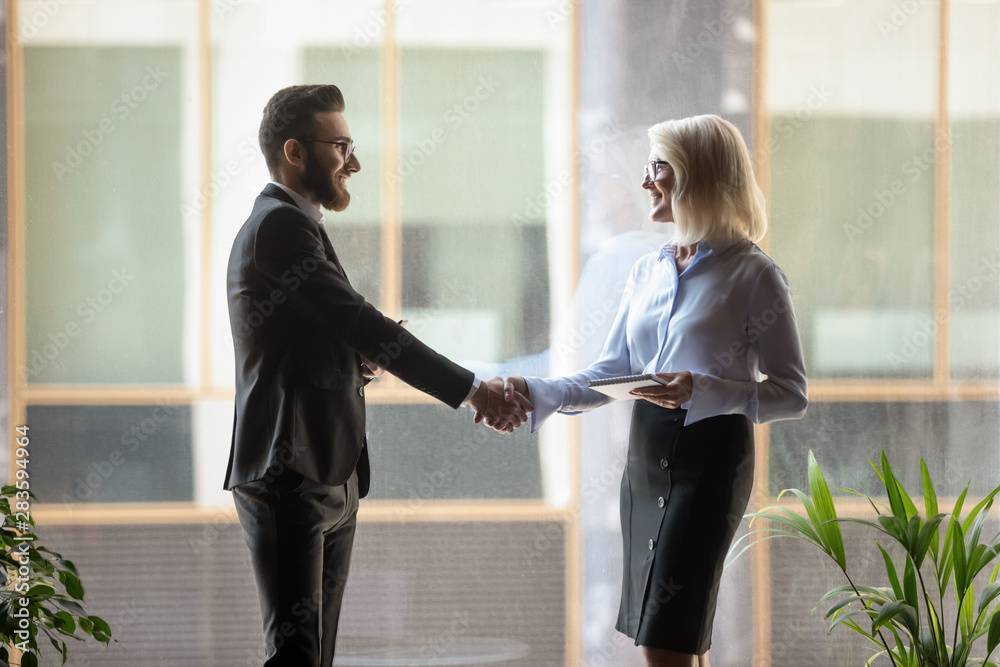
top-left (645, 160), bottom-right (670, 181)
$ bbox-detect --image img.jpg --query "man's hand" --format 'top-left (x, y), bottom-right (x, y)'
top-left (629, 371), bottom-right (693, 408)
top-left (485, 376), bottom-right (532, 433)
top-left (360, 354), bottom-right (384, 379)
top-left (470, 376), bottom-right (533, 434)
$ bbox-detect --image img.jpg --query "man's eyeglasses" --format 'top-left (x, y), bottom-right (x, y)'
top-left (305, 138), bottom-right (356, 162)
top-left (645, 160), bottom-right (670, 182)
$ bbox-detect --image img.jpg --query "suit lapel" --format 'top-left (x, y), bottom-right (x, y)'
top-left (315, 222), bottom-right (348, 278)
top-left (259, 184), bottom-right (349, 278)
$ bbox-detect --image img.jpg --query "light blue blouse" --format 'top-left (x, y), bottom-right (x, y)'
top-left (524, 236), bottom-right (808, 432)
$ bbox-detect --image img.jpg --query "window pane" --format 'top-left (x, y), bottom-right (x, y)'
top-left (948, 0), bottom-right (1000, 380)
top-left (36, 520), bottom-right (565, 666)
top-left (769, 400), bottom-right (1000, 498)
top-left (210, 4), bottom-right (387, 387)
top-left (399, 48), bottom-right (549, 364)
top-left (28, 404), bottom-right (194, 504)
top-left (768, 0), bottom-right (937, 380)
top-left (364, 404), bottom-right (542, 501)
top-left (769, 525), bottom-right (906, 665)
top-left (25, 45), bottom-right (187, 383)
top-left (305, 46), bottom-right (384, 306)
top-left (17, 0), bottom-right (998, 665)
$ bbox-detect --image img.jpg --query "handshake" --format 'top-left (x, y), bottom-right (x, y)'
top-left (468, 376), bottom-right (532, 434)
top-left (362, 346), bottom-right (532, 433)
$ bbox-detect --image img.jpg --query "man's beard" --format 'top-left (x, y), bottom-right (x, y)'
top-left (301, 149), bottom-right (351, 212)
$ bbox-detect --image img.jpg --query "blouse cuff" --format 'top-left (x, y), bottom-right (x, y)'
top-left (685, 373), bottom-right (751, 426)
top-left (523, 376), bottom-right (569, 434)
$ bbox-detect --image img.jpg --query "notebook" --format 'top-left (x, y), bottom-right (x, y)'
top-left (587, 373), bottom-right (669, 401)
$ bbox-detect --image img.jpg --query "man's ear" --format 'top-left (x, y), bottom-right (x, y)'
top-left (282, 137), bottom-right (306, 170)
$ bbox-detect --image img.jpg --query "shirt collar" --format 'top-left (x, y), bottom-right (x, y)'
top-left (657, 235), bottom-right (746, 261)
top-left (268, 181), bottom-right (324, 224)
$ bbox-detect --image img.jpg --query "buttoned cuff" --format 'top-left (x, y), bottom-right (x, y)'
top-left (684, 373), bottom-right (751, 426)
top-left (524, 376), bottom-right (570, 434)
top-left (460, 376), bottom-right (482, 408)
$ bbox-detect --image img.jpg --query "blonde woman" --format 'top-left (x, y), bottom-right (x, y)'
top-left (489, 115), bottom-right (808, 667)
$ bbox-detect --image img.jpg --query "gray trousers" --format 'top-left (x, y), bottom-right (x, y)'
top-left (233, 466), bottom-right (360, 667)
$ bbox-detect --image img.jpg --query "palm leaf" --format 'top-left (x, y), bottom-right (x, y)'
top-left (962, 489), bottom-right (1000, 535)
top-left (954, 520), bottom-right (970, 597)
top-left (922, 459), bottom-right (940, 563)
top-left (878, 453), bottom-right (906, 521)
top-left (916, 514), bottom-right (948, 569)
top-left (961, 584), bottom-right (976, 642)
top-left (925, 592), bottom-right (950, 666)
top-left (988, 611), bottom-right (1000, 659)
top-left (808, 451), bottom-right (847, 569)
top-left (872, 600), bottom-right (920, 641)
top-left (903, 556), bottom-right (919, 612)
top-left (879, 542), bottom-right (904, 602)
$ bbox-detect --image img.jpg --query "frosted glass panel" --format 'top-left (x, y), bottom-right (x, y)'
top-left (24, 46), bottom-right (186, 383)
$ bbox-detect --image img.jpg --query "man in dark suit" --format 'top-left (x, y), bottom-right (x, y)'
top-left (224, 84), bottom-right (531, 667)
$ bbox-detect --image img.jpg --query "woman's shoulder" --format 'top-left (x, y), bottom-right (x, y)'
top-left (718, 241), bottom-right (795, 294)
top-left (733, 240), bottom-right (785, 272)
top-left (626, 245), bottom-right (668, 277)
top-left (733, 243), bottom-right (799, 298)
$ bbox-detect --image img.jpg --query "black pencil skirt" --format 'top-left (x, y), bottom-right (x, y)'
top-left (615, 400), bottom-right (754, 655)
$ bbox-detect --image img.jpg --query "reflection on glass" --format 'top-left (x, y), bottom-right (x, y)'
top-left (398, 49), bottom-right (548, 363)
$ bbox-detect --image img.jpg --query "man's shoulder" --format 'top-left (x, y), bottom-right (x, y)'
top-left (228, 190), bottom-right (315, 271)
top-left (253, 187), bottom-right (304, 220)
top-left (239, 190), bottom-right (312, 238)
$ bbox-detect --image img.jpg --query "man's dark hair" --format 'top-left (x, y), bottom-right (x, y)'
top-left (258, 84), bottom-right (345, 176)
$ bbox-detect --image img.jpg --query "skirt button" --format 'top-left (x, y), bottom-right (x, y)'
top-left (657, 496), bottom-right (665, 508)
top-left (648, 539), bottom-right (655, 550)
top-left (660, 458), bottom-right (669, 469)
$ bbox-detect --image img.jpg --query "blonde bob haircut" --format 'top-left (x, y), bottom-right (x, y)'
top-left (647, 114), bottom-right (767, 246)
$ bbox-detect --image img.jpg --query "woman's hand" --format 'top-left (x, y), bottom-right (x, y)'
top-left (472, 376), bottom-right (531, 433)
top-left (503, 376), bottom-right (530, 403)
top-left (472, 376), bottom-right (532, 434)
top-left (629, 371), bottom-right (692, 408)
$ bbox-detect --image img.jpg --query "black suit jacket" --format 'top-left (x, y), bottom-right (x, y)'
top-left (223, 183), bottom-right (475, 496)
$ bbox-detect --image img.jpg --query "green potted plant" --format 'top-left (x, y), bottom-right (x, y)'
top-left (0, 484), bottom-right (114, 666)
top-left (731, 451), bottom-right (1000, 666)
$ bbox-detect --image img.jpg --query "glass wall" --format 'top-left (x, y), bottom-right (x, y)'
top-left (20, 1), bottom-right (201, 503)
top-left (765, 0), bottom-right (999, 664)
top-left (12, 0), bottom-right (573, 664)
top-left (6, 0), bottom-right (999, 665)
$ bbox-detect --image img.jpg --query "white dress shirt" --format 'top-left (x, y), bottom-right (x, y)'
top-left (267, 181), bottom-right (481, 405)
top-left (524, 235), bottom-right (808, 432)
top-left (270, 180), bottom-right (324, 223)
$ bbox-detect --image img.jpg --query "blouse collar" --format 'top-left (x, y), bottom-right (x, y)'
top-left (658, 235), bottom-right (747, 261)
